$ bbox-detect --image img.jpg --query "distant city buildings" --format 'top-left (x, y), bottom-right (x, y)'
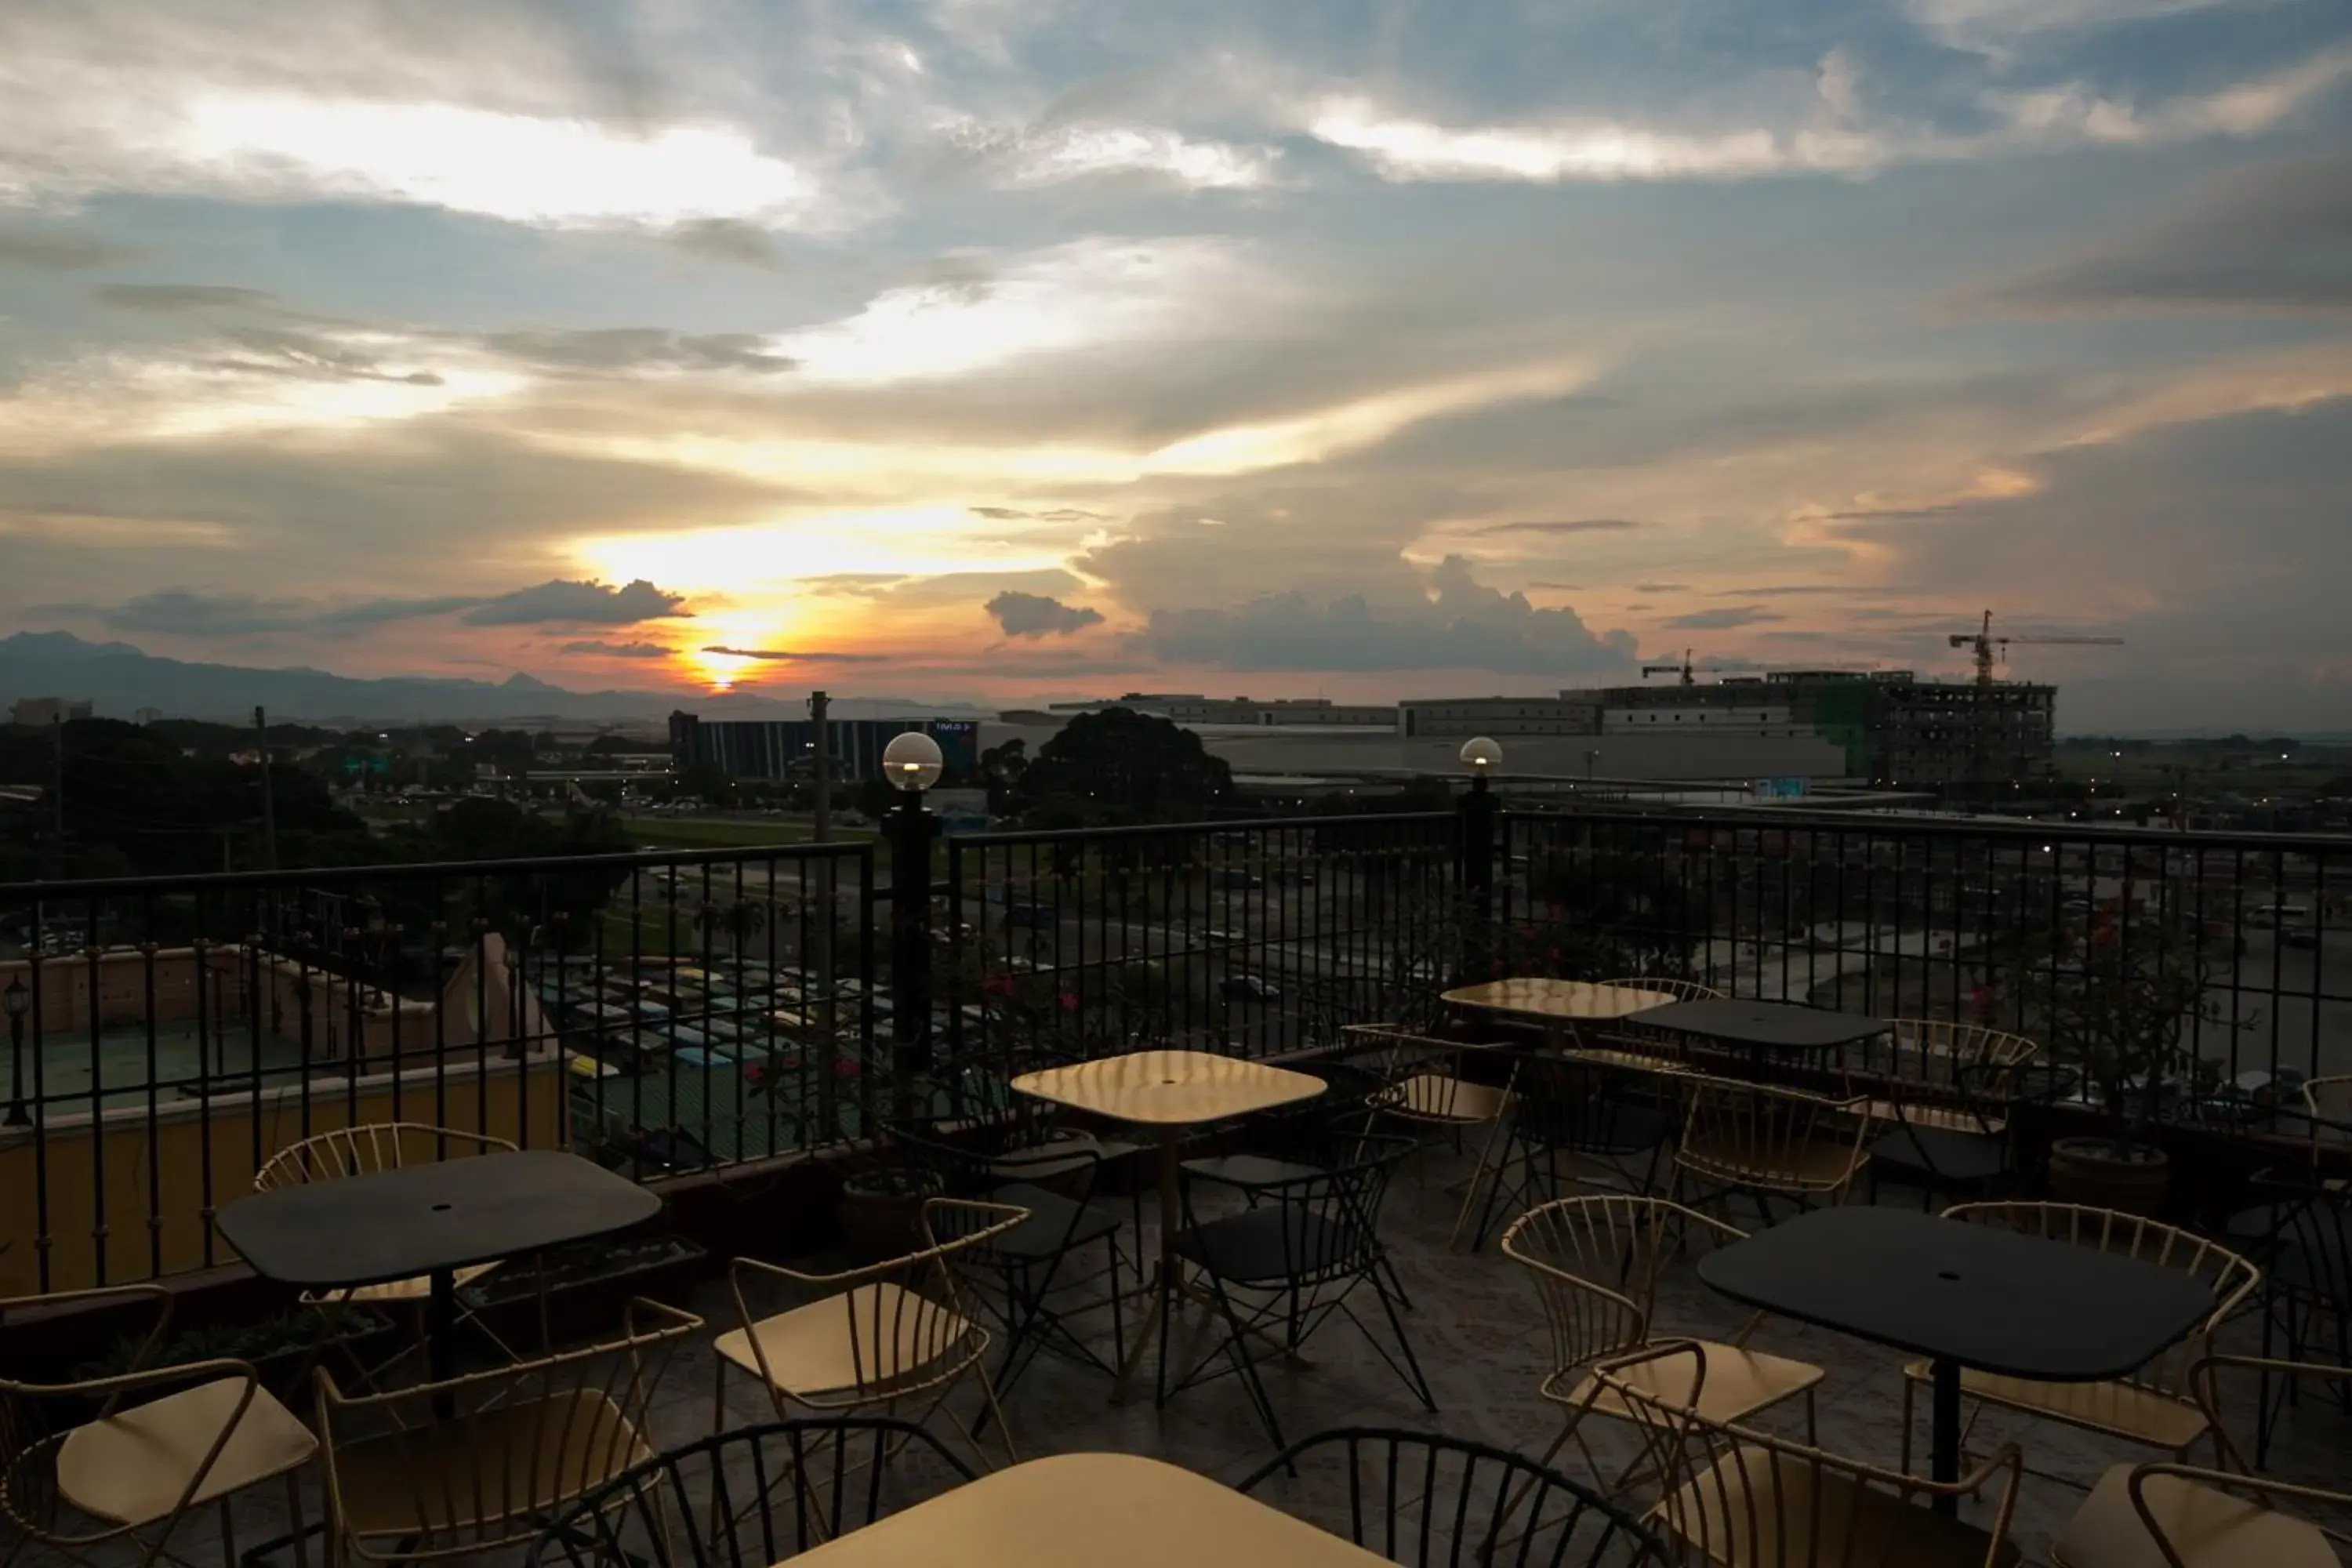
top-left (8, 697), bottom-right (93, 727)
top-left (1047, 694), bottom-right (1397, 728)
top-left (669, 713), bottom-right (982, 783)
top-left (133, 706), bottom-right (164, 726)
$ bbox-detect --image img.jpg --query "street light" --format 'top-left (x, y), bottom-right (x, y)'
top-left (883, 731), bottom-right (945, 796)
top-left (4, 975), bottom-right (28, 1127)
top-left (1458, 735), bottom-right (1502, 786)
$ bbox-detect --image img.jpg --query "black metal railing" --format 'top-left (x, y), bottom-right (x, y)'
top-left (3, 798), bottom-right (2343, 1291)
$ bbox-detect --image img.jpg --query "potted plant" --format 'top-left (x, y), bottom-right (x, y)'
top-left (2039, 903), bottom-right (2240, 1214)
top-left (74, 1303), bottom-right (394, 1406)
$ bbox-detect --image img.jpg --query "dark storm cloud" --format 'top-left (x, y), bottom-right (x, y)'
top-left (474, 328), bottom-right (797, 375)
top-left (556, 639), bottom-right (673, 657)
top-left (1130, 555), bottom-right (1635, 674)
top-left (1661, 605), bottom-right (1785, 630)
top-left (985, 591), bottom-right (1105, 637)
top-left (702, 645), bottom-right (887, 663)
top-left (91, 283), bottom-right (274, 312)
top-left (1980, 154), bottom-right (2352, 316)
top-left (0, 230), bottom-right (141, 270)
top-left (663, 218), bottom-right (785, 270)
top-left (64, 579), bottom-right (690, 637)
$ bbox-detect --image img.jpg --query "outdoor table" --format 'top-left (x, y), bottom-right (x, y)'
top-left (782, 1451), bottom-right (1393, 1567)
top-left (1697, 1206), bottom-right (2216, 1512)
top-left (1012, 1049), bottom-right (1324, 1396)
top-left (1624, 996), bottom-right (1886, 1078)
top-left (1441, 978), bottom-right (1677, 1045)
top-left (216, 1148), bottom-right (662, 1388)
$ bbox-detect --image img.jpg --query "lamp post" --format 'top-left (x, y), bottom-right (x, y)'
top-left (882, 731), bottom-right (944, 1121)
top-left (4, 975), bottom-right (29, 1127)
top-left (1458, 737), bottom-right (1501, 982)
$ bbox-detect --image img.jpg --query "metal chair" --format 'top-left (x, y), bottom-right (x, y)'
top-left (1236, 1427), bottom-right (1673, 1568)
top-left (1853, 1020), bottom-right (2041, 1131)
top-left (2049, 1356), bottom-right (2352, 1568)
top-left (1566, 978), bottom-right (1722, 1075)
top-left (523, 1418), bottom-right (976, 1568)
top-left (0, 1283), bottom-right (319, 1568)
top-left (717, 1200), bottom-right (1029, 1471)
top-left (1595, 1340), bottom-right (2024, 1567)
top-left (1501, 1196), bottom-right (1824, 1492)
top-left (1865, 1062), bottom-right (2030, 1211)
top-left (1671, 1076), bottom-right (1873, 1225)
top-left (884, 1120), bottom-right (1127, 1406)
top-left (1898, 1203), bottom-right (2260, 1483)
top-left (254, 1123), bottom-right (528, 1376)
top-left (1467, 1055), bottom-right (1675, 1250)
top-left (1344, 1022), bottom-right (1516, 1248)
top-left (1166, 1132), bottom-right (1433, 1450)
top-left (313, 1297), bottom-right (702, 1566)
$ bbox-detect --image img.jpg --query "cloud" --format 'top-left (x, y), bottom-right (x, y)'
top-left (1721, 584), bottom-right (1863, 597)
top-left (0, 230), bottom-right (139, 270)
top-left (1632, 581), bottom-right (1687, 593)
top-left (93, 283), bottom-right (273, 312)
top-left (985, 590), bottom-right (1105, 637)
top-left (700, 644), bottom-right (887, 663)
top-left (1661, 606), bottom-right (1786, 630)
top-left (664, 218), bottom-right (785, 270)
top-left (1129, 555), bottom-right (1635, 675)
top-left (212, 325), bottom-right (447, 386)
top-left (476, 328), bottom-right (798, 376)
top-left (462, 579), bottom-right (688, 626)
top-left (1977, 154), bottom-right (2352, 317)
top-left (556, 638), bottom-right (673, 658)
top-left (938, 118), bottom-right (1279, 191)
top-left (1472, 518), bottom-right (1644, 535)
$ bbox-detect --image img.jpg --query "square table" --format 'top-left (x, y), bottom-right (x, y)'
top-left (216, 1148), bottom-right (662, 1385)
top-left (1697, 1206), bottom-right (2216, 1510)
top-left (787, 1451), bottom-right (1394, 1567)
top-left (1624, 997), bottom-right (1886, 1078)
top-left (1012, 1050), bottom-right (1325, 1395)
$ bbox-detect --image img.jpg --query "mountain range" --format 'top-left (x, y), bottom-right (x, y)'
top-left (0, 633), bottom-right (982, 726)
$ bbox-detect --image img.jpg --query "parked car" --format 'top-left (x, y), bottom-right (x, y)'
top-left (1221, 975), bottom-right (1282, 1004)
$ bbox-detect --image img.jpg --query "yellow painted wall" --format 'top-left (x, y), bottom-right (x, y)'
top-left (0, 1054), bottom-right (568, 1297)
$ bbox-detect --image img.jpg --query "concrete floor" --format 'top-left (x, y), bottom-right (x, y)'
top-left (53, 1144), bottom-right (2352, 1567)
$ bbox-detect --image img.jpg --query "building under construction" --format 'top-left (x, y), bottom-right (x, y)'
top-left (1577, 670), bottom-right (2057, 793)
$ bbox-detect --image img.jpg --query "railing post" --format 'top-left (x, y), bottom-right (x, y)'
top-left (1460, 775), bottom-right (1497, 981)
top-left (887, 790), bottom-right (937, 1122)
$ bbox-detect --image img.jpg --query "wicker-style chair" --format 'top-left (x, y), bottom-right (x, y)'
top-left (1899, 1204), bottom-right (2260, 1480)
top-left (313, 1298), bottom-right (702, 1566)
top-left (2050, 1356), bottom-right (2352, 1568)
top-left (1560, 978), bottom-right (1722, 1075)
top-left (1343, 1022), bottom-right (1515, 1247)
top-left (1671, 1076), bottom-right (1873, 1225)
top-left (1857, 1020), bottom-right (2041, 1133)
top-left (1595, 1341), bottom-right (2025, 1568)
top-left (717, 1200), bottom-right (1029, 1470)
top-left (1501, 1197), bottom-right (1824, 1491)
top-left (255, 1123), bottom-right (527, 1374)
top-left (0, 1284), bottom-right (320, 1568)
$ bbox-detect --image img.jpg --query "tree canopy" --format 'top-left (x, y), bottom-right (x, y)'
top-left (1009, 707), bottom-right (1233, 827)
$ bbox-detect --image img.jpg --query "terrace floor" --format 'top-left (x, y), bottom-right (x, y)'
top-left (71, 1144), bottom-right (2352, 1567)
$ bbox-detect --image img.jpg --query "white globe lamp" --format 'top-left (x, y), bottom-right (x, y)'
top-left (882, 731), bottom-right (945, 793)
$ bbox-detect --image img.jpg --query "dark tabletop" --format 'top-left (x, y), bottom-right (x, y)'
top-left (1625, 998), bottom-right (1887, 1052)
top-left (1698, 1206), bottom-right (2216, 1381)
top-left (216, 1149), bottom-right (662, 1290)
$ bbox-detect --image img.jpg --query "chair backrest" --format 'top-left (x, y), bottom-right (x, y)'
top-left (1943, 1203), bottom-right (2259, 1401)
top-left (1875, 1019), bottom-right (2038, 1094)
top-left (1597, 977), bottom-right (1720, 1003)
top-left (1593, 1342), bottom-right (2022, 1568)
top-left (1179, 1133), bottom-right (1415, 1290)
top-left (2298, 1076), bottom-right (2352, 1152)
top-left (1509, 1055), bottom-right (1665, 1159)
top-left (1501, 1196), bottom-right (1742, 1381)
top-left (1343, 1024), bottom-right (1505, 1125)
top-left (1675, 1077), bottom-right (1871, 1198)
top-left (1238, 1427), bottom-right (1671, 1568)
top-left (727, 1200), bottom-right (1028, 1410)
top-left (524, 1418), bottom-right (976, 1568)
top-left (314, 1298), bottom-right (702, 1563)
top-left (255, 1122), bottom-right (517, 1191)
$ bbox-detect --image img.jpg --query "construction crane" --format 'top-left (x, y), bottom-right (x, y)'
top-left (1948, 611), bottom-right (2124, 687)
top-left (1639, 649), bottom-right (1733, 687)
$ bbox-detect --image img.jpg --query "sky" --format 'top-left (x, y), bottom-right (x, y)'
top-left (2, 0), bottom-right (2349, 733)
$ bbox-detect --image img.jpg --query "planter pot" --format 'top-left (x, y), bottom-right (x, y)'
top-left (839, 1169), bottom-right (943, 1264)
top-left (2048, 1136), bottom-right (2171, 1215)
